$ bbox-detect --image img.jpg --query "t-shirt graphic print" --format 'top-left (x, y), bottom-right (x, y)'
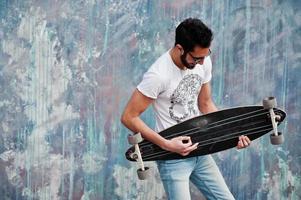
top-left (169, 74), bottom-right (202, 123)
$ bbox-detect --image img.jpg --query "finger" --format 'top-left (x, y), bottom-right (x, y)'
top-left (242, 137), bottom-right (249, 146)
top-left (239, 135), bottom-right (247, 147)
top-left (239, 136), bottom-right (245, 144)
top-left (244, 136), bottom-right (251, 144)
top-left (183, 140), bottom-right (193, 148)
top-left (237, 136), bottom-right (243, 148)
top-left (243, 136), bottom-right (251, 146)
top-left (174, 136), bottom-right (187, 143)
top-left (237, 140), bottom-right (243, 149)
top-left (183, 143), bottom-right (199, 154)
top-left (189, 142), bottom-right (199, 150)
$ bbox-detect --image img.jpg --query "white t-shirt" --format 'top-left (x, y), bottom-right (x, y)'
top-left (137, 50), bottom-right (212, 132)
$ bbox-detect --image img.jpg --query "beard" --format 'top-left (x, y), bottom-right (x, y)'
top-left (180, 52), bottom-right (196, 69)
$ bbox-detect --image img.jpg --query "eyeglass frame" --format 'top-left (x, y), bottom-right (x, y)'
top-left (187, 49), bottom-right (211, 64)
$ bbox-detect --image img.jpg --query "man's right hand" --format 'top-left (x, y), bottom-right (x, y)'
top-left (163, 136), bottom-right (199, 156)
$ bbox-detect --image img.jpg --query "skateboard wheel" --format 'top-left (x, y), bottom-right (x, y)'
top-left (128, 133), bottom-right (143, 145)
top-left (137, 167), bottom-right (150, 180)
top-left (263, 97), bottom-right (277, 109)
top-left (270, 132), bottom-right (284, 145)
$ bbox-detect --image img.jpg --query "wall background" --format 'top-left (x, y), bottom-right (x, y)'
top-left (0, 0), bottom-right (300, 199)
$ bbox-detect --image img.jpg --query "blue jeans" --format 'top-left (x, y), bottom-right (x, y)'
top-left (156, 155), bottom-right (235, 200)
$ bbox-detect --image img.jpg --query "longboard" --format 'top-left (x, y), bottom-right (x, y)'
top-left (126, 106), bottom-right (286, 161)
top-left (125, 97), bottom-right (286, 180)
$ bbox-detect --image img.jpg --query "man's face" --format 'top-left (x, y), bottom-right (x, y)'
top-left (178, 46), bottom-right (211, 69)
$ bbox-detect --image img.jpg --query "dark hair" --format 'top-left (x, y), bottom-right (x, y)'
top-left (175, 18), bottom-right (213, 51)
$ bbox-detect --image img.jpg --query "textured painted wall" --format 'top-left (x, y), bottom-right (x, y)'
top-left (0, 0), bottom-right (300, 199)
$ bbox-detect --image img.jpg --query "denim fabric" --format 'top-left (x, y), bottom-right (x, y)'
top-left (156, 155), bottom-right (235, 200)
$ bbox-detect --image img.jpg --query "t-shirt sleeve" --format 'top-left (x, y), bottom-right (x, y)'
top-left (137, 69), bottom-right (165, 99)
top-left (202, 56), bottom-right (212, 84)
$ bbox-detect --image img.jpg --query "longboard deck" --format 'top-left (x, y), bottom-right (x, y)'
top-left (126, 106), bottom-right (286, 161)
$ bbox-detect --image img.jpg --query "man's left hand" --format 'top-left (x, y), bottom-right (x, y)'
top-left (237, 135), bottom-right (251, 149)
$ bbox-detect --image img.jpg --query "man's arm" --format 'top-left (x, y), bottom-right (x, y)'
top-left (121, 89), bottom-right (198, 156)
top-left (198, 82), bottom-right (218, 114)
top-left (198, 82), bottom-right (251, 149)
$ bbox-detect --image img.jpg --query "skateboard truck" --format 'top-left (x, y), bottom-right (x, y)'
top-left (128, 133), bottom-right (150, 180)
top-left (262, 97), bottom-right (284, 145)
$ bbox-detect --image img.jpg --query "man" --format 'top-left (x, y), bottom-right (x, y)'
top-left (121, 18), bottom-right (250, 200)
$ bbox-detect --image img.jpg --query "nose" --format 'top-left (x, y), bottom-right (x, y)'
top-left (196, 59), bottom-right (205, 65)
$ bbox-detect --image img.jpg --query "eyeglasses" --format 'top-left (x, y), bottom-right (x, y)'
top-left (187, 49), bottom-right (211, 64)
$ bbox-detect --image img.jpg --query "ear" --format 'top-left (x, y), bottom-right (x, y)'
top-left (176, 44), bottom-right (184, 55)
top-left (175, 44), bottom-right (182, 50)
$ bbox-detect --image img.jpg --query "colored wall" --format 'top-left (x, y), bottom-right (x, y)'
top-left (0, 0), bottom-right (300, 199)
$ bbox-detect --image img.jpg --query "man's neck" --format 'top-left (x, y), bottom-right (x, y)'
top-left (169, 47), bottom-right (186, 70)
